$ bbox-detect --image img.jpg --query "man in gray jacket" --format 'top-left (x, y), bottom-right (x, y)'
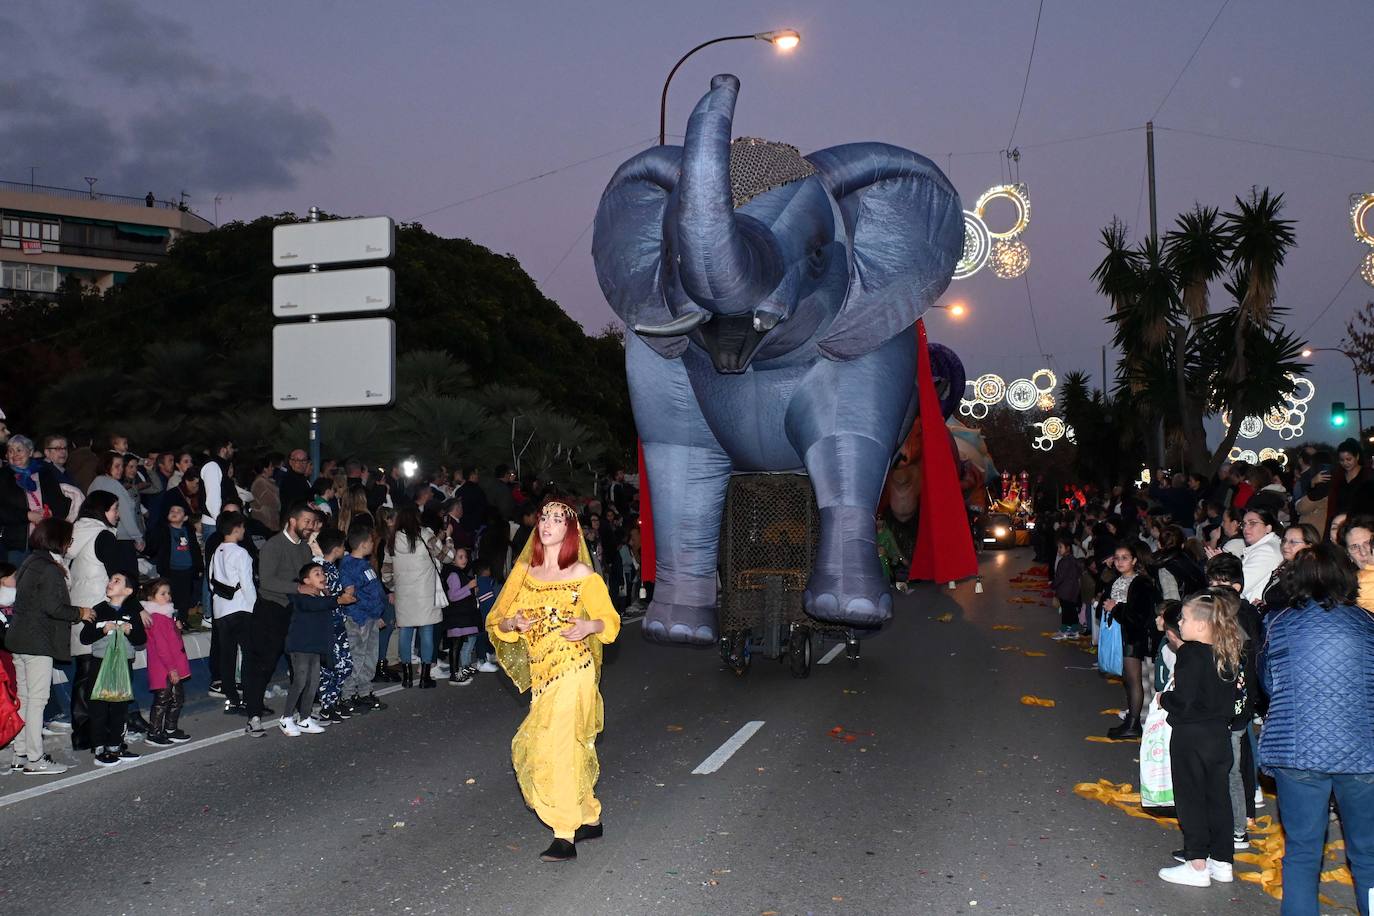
top-left (242, 503), bottom-right (318, 737)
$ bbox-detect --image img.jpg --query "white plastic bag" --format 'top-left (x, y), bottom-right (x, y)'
top-left (1139, 691), bottom-right (1174, 808)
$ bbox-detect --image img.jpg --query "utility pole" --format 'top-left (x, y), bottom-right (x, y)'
top-left (307, 205), bottom-right (321, 482)
top-left (1146, 121), bottom-right (1165, 467)
top-left (1101, 345), bottom-right (1108, 395)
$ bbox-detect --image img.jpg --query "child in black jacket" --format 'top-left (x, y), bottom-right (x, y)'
top-left (79, 573), bottom-right (147, 767)
top-left (1157, 587), bottom-right (1245, 888)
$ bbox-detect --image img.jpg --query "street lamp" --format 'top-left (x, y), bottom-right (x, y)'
top-left (1305, 346), bottom-right (1364, 433)
top-left (658, 29), bottom-right (801, 145)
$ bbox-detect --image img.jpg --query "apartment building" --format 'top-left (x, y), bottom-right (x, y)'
top-left (0, 179), bottom-right (213, 301)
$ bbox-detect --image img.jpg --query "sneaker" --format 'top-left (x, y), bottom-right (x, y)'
top-left (208, 682), bottom-right (225, 698)
top-left (297, 717), bottom-right (326, 735)
top-left (145, 733), bottom-right (174, 747)
top-left (433, 660), bottom-right (450, 676)
top-left (44, 720), bottom-right (72, 733)
top-left (1233, 831), bottom-right (1250, 850)
top-left (92, 751), bottom-right (121, 768)
top-left (27, 754), bottom-right (72, 775)
top-left (449, 666), bottom-right (475, 686)
top-left (1254, 787), bottom-right (1265, 808)
top-left (476, 659), bottom-right (499, 673)
top-left (279, 716), bottom-right (301, 737)
top-left (245, 716), bottom-right (266, 738)
top-left (224, 701), bottom-right (246, 716)
top-left (322, 708), bottom-right (345, 724)
top-left (167, 730), bottom-right (191, 743)
top-left (1158, 862), bottom-right (1210, 887)
top-left (1207, 859), bottom-right (1234, 882)
top-left (117, 745), bottom-right (141, 761)
top-left (9, 757), bottom-right (26, 773)
top-left (344, 697), bottom-right (370, 714)
top-left (363, 693), bottom-right (387, 711)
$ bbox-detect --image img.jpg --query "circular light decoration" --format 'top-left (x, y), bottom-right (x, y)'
top-left (1031, 368), bottom-right (1056, 392)
top-left (1066, 425), bottom-right (1077, 444)
top-left (1037, 391), bottom-right (1056, 411)
top-left (1228, 446), bottom-right (1244, 462)
top-left (975, 183), bottom-right (1031, 240)
top-left (974, 373), bottom-right (1007, 404)
top-left (1264, 406), bottom-right (1289, 431)
top-left (1040, 416), bottom-right (1066, 441)
top-left (989, 239), bottom-right (1030, 279)
top-left (1238, 416), bottom-right (1264, 439)
top-left (1362, 251), bottom-right (1374, 289)
top-left (1352, 192), bottom-right (1374, 247)
top-left (968, 400), bottom-right (989, 419)
top-left (1238, 449), bottom-right (1259, 464)
top-left (1288, 375), bottom-right (1315, 404)
top-left (1005, 378), bottom-right (1037, 410)
top-left (954, 211), bottom-right (992, 280)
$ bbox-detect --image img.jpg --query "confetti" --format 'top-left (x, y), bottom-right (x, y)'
top-left (666, 724), bottom-right (684, 732)
top-left (1084, 735), bottom-right (1138, 743)
top-left (935, 612), bottom-right (954, 623)
top-left (991, 624), bottom-right (1022, 632)
top-left (464, 778), bottom-right (476, 785)
top-left (392, 821), bottom-right (406, 828)
top-left (1021, 650), bottom-right (1047, 657)
top-left (1020, 695), bottom-right (1056, 708)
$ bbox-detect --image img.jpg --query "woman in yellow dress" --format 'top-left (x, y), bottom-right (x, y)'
top-left (487, 498), bottom-right (621, 862)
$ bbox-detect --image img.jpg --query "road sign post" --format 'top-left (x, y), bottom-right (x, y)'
top-left (272, 208), bottom-right (397, 480)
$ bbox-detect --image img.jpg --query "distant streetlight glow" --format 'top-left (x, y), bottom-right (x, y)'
top-left (948, 302), bottom-right (967, 318)
top-left (759, 29), bottom-right (801, 50)
top-left (1302, 348), bottom-right (1313, 357)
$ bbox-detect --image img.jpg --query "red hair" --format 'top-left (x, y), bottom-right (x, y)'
top-left (530, 501), bottom-right (582, 569)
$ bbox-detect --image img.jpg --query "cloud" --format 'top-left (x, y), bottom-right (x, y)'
top-left (79, 0), bottom-right (219, 87)
top-left (0, 2), bottom-right (332, 198)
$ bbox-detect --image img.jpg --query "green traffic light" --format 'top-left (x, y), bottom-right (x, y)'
top-left (1332, 401), bottom-right (1348, 427)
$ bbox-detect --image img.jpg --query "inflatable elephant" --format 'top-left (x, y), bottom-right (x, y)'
top-left (592, 74), bottom-right (964, 645)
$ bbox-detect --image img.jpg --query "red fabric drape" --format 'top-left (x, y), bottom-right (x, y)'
top-left (637, 441), bottom-right (656, 582)
top-left (909, 319), bottom-right (978, 583)
top-left (0, 651), bottom-right (23, 751)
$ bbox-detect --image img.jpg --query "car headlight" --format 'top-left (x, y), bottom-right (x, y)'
top-left (994, 526), bottom-right (1009, 538)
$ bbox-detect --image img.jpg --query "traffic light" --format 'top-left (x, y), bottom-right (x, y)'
top-left (1332, 401), bottom-right (1348, 427)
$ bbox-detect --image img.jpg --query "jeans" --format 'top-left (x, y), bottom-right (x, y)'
top-left (396, 625), bottom-right (434, 664)
top-left (12, 654), bottom-right (52, 761)
top-left (378, 601), bottom-right (396, 663)
top-left (1272, 767), bottom-right (1374, 916)
top-left (343, 618), bottom-right (379, 698)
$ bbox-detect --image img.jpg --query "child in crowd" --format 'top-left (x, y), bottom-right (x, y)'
top-left (79, 573), bottom-right (147, 767)
top-left (281, 563), bottom-right (334, 737)
top-left (0, 562), bottom-right (16, 639)
top-left (152, 503), bottom-right (203, 626)
top-left (1204, 552), bottom-right (1263, 847)
top-left (473, 560), bottom-right (499, 672)
top-left (875, 516), bottom-right (905, 585)
top-left (442, 547), bottom-right (481, 686)
top-left (208, 511), bottom-right (256, 715)
top-left (314, 529), bottom-right (356, 722)
top-left (339, 526), bottom-right (387, 711)
top-left (141, 579), bottom-right (191, 746)
top-left (1153, 599), bottom-right (1183, 690)
top-left (1157, 587), bottom-right (1244, 887)
top-left (1051, 532), bottom-right (1083, 639)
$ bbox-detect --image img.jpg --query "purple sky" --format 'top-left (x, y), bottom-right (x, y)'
top-left (6, 1), bottom-right (1374, 450)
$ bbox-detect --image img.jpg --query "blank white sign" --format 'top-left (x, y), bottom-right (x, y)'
top-left (272, 318), bottom-right (395, 409)
top-left (272, 216), bottom-right (394, 268)
top-left (272, 266), bottom-right (394, 317)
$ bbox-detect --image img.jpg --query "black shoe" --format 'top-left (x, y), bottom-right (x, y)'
top-left (166, 730), bottom-right (191, 743)
top-left (125, 712), bottom-right (150, 735)
top-left (323, 708), bottom-right (345, 724)
top-left (372, 661), bottom-right (389, 684)
top-left (93, 751), bottom-right (121, 767)
top-left (364, 693), bottom-right (387, 711)
top-left (400, 664), bottom-right (413, 689)
top-left (145, 733), bottom-right (173, 747)
top-left (573, 823), bottom-right (603, 842)
top-left (207, 681), bottom-right (225, 698)
top-left (344, 697), bottom-right (369, 714)
top-left (539, 838), bottom-right (576, 862)
top-left (224, 701), bottom-right (246, 716)
top-left (117, 744), bottom-right (141, 761)
top-left (418, 666), bottom-right (436, 689)
top-left (1107, 718), bottom-right (1142, 740)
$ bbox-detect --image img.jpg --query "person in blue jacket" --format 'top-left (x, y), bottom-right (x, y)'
top-left (1260, 542), bottom-right (1374, 916)
top-left (280, 564), bottom-right (335, 738)
top-left (339, 527), bottom-right (387, 711)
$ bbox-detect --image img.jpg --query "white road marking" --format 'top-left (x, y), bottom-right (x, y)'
top-left (817, 642), bottom-right (846, 665)
top-left (691, 720), bottom-right (765, 775)
top-left (0, 684), bottom-right (406, 809)
top-left (623, 616), bottom-right (643, 626)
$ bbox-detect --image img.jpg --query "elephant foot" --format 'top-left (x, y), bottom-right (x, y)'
top-left (803, 574), bottom-right (894, 628)
top-left (642, 601), bottom-right (718, 646)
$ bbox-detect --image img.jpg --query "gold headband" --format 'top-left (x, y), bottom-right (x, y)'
top-left (540, 500), bottom-right (576, 520)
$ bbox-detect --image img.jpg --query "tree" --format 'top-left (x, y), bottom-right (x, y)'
top-left (1343, 301), bottom-right (1374, 377)
top-left (1092, 187), bottom-right (1307, 475)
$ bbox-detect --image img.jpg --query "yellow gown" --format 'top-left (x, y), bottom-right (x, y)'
top-left (487, 565), bottom-right (621, 839)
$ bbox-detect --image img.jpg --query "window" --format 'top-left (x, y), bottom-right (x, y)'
top-left (0, 261), bottom-right (59, 292)
top-left (1, 217), bottom-right (59, 252)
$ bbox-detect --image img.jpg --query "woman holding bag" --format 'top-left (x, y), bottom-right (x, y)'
top-left (5, 519), bottom-right (95, 775)
top-left (1102, 542), bottom-right (1158, 739)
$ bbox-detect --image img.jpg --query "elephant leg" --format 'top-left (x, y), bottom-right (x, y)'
top-left (627, 334), bottom-right (732, 646)
top-left (787, 335), bottom-right (915, 628)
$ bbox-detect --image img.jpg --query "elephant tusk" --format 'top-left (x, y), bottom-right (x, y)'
top-left (752, 311), bottom-right (780, 332)
top-left (634, 310), bottom-right (709, 337)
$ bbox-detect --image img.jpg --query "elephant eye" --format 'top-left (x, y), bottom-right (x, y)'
top-left (807, 244), bottom-right (828, 276)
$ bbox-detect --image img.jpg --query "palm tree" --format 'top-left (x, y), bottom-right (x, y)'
top-left (1226, 188), bottom-right (1297, 329)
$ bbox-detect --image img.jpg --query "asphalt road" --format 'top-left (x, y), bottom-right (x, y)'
top-left (0, 548), bottom-right (1309, 915)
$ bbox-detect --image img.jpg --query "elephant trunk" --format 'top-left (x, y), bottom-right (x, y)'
top-left (676, 74), bottom-right (783, 315)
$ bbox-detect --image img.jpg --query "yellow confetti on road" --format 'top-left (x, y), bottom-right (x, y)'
top-left (1084, 735), bottom-right (1139, 743)
top-left (1021, 650), bottom-right (1047, 657)
top-left (935, 612), bottom-right (954, 623)
top-left (991, 624), bottom-right (1022, 632)
top-left (1020, 695), bottom-right (1056, 707)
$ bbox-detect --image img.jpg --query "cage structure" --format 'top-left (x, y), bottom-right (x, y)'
top-left (716, 473), bottom-right (859, 676)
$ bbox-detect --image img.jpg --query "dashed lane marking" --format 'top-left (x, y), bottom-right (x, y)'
top-left (691, 720), bottom-right (765, 775)
top-left (817, 642), bottom-right (846, 665)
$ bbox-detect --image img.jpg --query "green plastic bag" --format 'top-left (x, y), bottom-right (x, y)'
top-left (91, 630), bottom-right (133, 702)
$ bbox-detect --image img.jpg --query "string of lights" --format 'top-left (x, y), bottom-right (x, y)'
top-left (1005, 0), bottom-right (1046, 152)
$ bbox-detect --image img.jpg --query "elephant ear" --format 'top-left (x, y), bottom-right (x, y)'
top-left (805, 142), bottom-right (964, 361)
top-left (592, 146), bottom-right (688, 359)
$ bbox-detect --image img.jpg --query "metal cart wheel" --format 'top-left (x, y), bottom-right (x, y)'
top-left (845, 635), bottom-right (861, 667)
top-left (787, 626), bottom-right (812, 679)
top-left (726, 631), bottom-right (751, 677)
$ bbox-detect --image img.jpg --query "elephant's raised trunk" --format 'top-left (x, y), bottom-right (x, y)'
top-left (676, 74), bottom-right (783, 316)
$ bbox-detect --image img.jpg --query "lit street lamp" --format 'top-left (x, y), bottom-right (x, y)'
top-left (658, 30), bottom-right (801, 145)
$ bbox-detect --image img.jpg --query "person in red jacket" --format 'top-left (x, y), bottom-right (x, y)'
top-left (140, 579), bottom-right (191, 746)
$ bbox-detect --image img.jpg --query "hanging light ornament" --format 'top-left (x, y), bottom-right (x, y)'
top-left (1363, 251), bottom-right (1374, 288)
top-left (1005, 378), bottom-right (1037, 410)
top-left (1351, 193), bottom-right (1374, 287)
top-left (1037, 391), bottom-right (1055, 411)
top-left (954, 183), bottom-right (1031, 280)
top-left (974, 373), bottom-right (1007, 404)
top-left (953, 211), bottom-right (992, 279)
top-left (989, 239), bottom-right (1030, 279)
